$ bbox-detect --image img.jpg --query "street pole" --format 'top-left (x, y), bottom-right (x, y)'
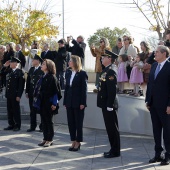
top-left (62, 0), bottom-right (64, 39)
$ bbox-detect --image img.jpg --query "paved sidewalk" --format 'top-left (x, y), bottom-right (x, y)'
top-left (0, 120), bottom-right (169, 170)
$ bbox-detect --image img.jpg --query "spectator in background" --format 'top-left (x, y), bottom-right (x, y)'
top-left (41, 43), bottom-right (55, 62)
top-left (55, 39), bottom-right (68, 90)
top-left (90, 38), bottom-right (111, 93)
top-left (3, 42), bottom-right (15, 63)
top-left (15, 44), bottom-right (26, 69)
top-left (119, 35), bottom-right (137, 59)
top-left (66, 35), bottom-right (86, 67)
top-left (112, 38), bottom-right (123, 55)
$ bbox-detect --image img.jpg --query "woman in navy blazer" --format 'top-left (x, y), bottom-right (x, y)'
top-left (63, 55), bottom-right (88, 151)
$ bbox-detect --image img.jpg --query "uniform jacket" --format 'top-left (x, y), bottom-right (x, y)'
top-left (145, 61), bottom-right (170, 109)
top-left (66, 39), bottom-right (86, 59)
top-left (54, 47), bottom-right (67, 72)
top-left (41, 50), bottom-right (55, 61)
top-left (0, 67), bottom-right (25, 98)
top-left (90, 46), bottom-right (111, 73)
top-left (25, 66), bottom-right (43, 97)
top-left (63, 69), bottom-right (88, 108)
top-left (97, 65), bottom-right (117, 108)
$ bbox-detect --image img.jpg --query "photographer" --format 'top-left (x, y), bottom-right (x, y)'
top-left (66, 35), bottom-right (86, 67)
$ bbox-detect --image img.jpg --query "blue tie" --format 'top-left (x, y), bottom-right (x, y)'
top-left (154, 64), bottom-right (161, 79)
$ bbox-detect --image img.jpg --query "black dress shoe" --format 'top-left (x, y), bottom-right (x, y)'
top-left (13, 127), bottom-right (20, 131)
top-left (38, 141), bottom-right (46, 146)
top-left (27, 128), bottom-right (35, 132)
top-left (103, 151), bottom-right (111, 156)
top-left (68, 147), bottom-right (74, 151)
top-left (4, 126), bottom-right (14, 130)
top-left (160, 158), bottom-right (170, 166)
top-left (149, 154), bottom-right (164, 163)
top-left (72, 144), bottom-right (81, 151)
top-left (104, 152), bottom-right (120, 158)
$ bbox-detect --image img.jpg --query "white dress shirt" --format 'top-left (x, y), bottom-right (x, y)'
top-left (70, 71), bottom-right (76, 86)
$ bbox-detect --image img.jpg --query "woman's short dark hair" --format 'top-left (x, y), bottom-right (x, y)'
top-left (44, 59), bottom-right (56, 75)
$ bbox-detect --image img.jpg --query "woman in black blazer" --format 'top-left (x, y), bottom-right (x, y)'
top-left (34, 59), bottom-right (62, 147)
top-left (63, 55), bottom-right (88, 151)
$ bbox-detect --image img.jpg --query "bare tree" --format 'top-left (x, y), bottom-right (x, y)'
top-left (99, 0), bottom-right (170, 40)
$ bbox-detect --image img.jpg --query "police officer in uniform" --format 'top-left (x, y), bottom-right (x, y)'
top-left (1, 57), bottom-right (25, 131)
top-left (97, 49), bottom-right (120, 158)
top-left (25, 54), bottom-right (44, 132)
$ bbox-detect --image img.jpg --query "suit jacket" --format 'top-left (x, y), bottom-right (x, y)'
top-left (54, 47), bottom-right (67, 71)
top-left (41, 50), bottom-right (55, 61)
top-left (63, 69), bottom-right (88, 108)
top-left (66, 39), bottom-right (86, 59)
top-left (3, 51), bottom-right (15, 64)
top-left (25, 66), bottom-right (43, 97)
top-left (0, 67), bottom-right (25, 98)
top-left (97, 65), bottom-right (117, 109)
top-left (145, 60), bottom-right (170, 108)
top-left (17, 51), bottom-right (26, 69)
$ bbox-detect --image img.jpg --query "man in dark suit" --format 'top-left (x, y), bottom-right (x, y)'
top-left (146, 45), bottom-right (170, 166)
top-left (66, 35), bottom-right (86, 67)
top-left (55, 39), bottom-right (67, 90)
top-left (0, 57), bottom-right (25, 131)
top-left (15, 44), bottom-right (26, 69)
top-left (41, 43), bottom-right (54, 61)
top-left (97, 50), bottom-right (120, 158)
top-left (25, 54), bottom-right (44, 132)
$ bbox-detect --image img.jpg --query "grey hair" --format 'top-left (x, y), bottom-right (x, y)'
top-left (0, 45), bottom-right (6, 50)
top-left (16, 44), bottom-right (22, 49)
top-left (157, 45), bottom-right (170, 57)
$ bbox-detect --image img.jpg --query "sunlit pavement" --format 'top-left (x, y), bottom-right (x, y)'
top-left (0, 120), bottom-right (170, 170)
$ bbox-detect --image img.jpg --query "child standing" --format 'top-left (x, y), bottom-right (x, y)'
top-left (129, 53), bottom-right (144, 97)
top-left (117, 54), bottom-right (128, 93)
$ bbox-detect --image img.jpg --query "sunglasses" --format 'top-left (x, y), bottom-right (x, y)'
top-left (100, 41), bottom-right (104, 43)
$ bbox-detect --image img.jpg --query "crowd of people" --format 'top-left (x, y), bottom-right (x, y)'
top-left (0, 32), bottom-right (170, 166)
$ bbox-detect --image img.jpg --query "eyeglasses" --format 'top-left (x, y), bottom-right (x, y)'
top-left (100, 41), bottom-right (104, 43)
top-left (123, 39), bottom-right (129, 41)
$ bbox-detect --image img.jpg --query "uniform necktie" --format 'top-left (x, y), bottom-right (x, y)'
top-left (154, 63), bottom-right (161, 79)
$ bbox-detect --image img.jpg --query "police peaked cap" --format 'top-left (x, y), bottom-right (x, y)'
top-left (102, 49), bottom-right (118, 59)
top-left (10, 57), bottom-right (21, 63)
top-left (33, 54), bottom-right (43, 62)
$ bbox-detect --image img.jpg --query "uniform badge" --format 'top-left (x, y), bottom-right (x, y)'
top-left (99, 72), bottom-right (107, 81)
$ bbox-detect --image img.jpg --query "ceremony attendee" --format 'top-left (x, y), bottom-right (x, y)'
top-left (55, 39), bottom-right (67, 90)
top-left (41, 43), bottom-right (54, 61)
top-left (97, 49), bottom-right (120, 158)
top-left (66, 35), bottom-right (86, 67)
top-left (15, 44), bottom-right (26, 69)
top-left (1, 57), bottom-right (25, 131)
top-left (3, 42), bottom-right (15, 63)
top-left (129, 53), bottom-right (144, 97)
top-left (146, 45), bottom-right (170, 166)
top-left (25, 54), bottom-right (44, 132)
top-left (112, 38), bottom-right (123, 55)
top-left (90, 38), bottom-right (111, 93)
top-left (117, 54), bottom-right (128, 93)
top-left (63, 55), bottom-right (88, 151)
top-left (35, 59), bottom-right (62, 147)
top-left (119, 35), bottom-right (137, 59)
top-left (24, 41), bottom-right (39, 73)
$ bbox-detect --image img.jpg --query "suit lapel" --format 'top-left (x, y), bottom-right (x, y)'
top-left (72, 72), bottom-right (79, 85)
top-left (154, 61), bottom-right (168, 81)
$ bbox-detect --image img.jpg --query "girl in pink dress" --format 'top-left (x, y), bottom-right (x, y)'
top-left (117, 54), bottom-right (128, 93)
top-left (129, 53), bottom-right (144, 97)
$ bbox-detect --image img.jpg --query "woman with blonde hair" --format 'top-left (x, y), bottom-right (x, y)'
top-left (90, 37), bottom-right (111, 93)
top-left (63, 55), bottom-right (88, 151)
top-left (35, 59), bottom-right (62, 147)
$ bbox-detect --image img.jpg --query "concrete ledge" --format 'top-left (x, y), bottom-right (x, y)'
top-left (20, 91), bottom-right (152, 136)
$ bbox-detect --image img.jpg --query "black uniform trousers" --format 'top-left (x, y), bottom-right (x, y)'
top-left (29, 96), bottom-right (37, 129)
top-left (102, 108), bottom-right (120, 154)
top-left (7, 97), bottom-right (21, 129)
top-left (41, 102), bottom-right (54, 141)
top-left (150, 106), bottom-right (170, 158)
top-left (66, 107), bottom-right (85, 142)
